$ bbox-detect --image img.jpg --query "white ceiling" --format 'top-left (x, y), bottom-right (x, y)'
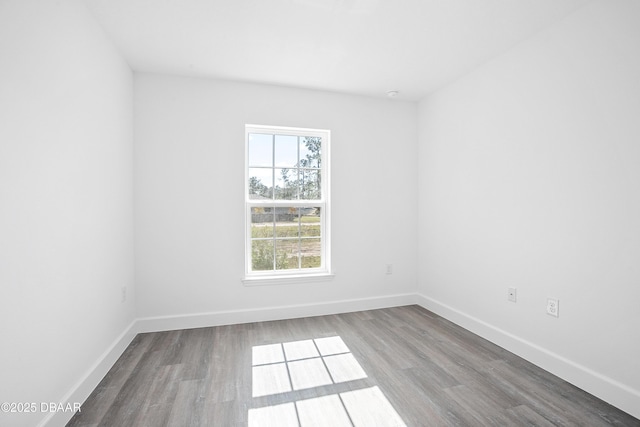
top-left (85, 0), bottom-right (588, 100)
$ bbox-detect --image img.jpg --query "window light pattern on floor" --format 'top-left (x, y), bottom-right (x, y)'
top-left (249, 336), bottom-right (406, 427)
top-left (252, 336), bottom-right (366, 397)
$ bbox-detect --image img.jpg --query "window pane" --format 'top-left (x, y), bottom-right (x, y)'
top-left (249, 168), bottom-right (273, 199)
top-left (301, 238), bottom-right (321, 269)
top-left (252, 240), bottom-right (274, 271)
top-left (300, 137), bottom-right (321, 168)
top-left (275, 135), bottom-right (298, 168)
top-left (276, 239), bottom-right (300, 270)
top-left (274, 168), bottom-right (298, 200)
top-left (300, 169), bottom-right (321, 199)
top-left (251, 207), bottom-right (273, 238)
top-left (248, 133), bottom-right (273, 167)
top-left (275, 207), bottom-right (300, 238)
top-left (300, 207), bottom-right (321, 237)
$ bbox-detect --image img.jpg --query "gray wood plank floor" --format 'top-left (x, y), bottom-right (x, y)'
top-left (67, 305), bottom-right (639, 426)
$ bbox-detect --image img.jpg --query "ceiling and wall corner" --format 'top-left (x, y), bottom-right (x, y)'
top-left (84, 0), bottom-right (588, 101)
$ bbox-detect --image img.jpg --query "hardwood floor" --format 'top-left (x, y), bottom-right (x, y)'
top-left (67, 306), bottom-right (639, 426)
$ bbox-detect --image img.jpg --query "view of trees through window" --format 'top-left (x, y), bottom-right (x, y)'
top-left (248, 135), bottom-right (321, 200)
top-left (247, 131), bottom-right (325, 273)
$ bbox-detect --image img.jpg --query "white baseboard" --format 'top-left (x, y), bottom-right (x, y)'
top-left (43, 293), bottom-right (414, 426)
top-left (39, 320), bottom-right (139, 427)
top-left (45, 292), bottom-right (639, 427)
top-left (414, 293), bottom-right (640, 420)
top-left (136, 293), bottom-right (416, 333)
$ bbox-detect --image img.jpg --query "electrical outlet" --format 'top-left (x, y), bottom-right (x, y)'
top-left (508, 287), bottom-right (517, 302)
top-left (546, 298), bottom-right (559, 317)
top-left (385, 264), bottom-right (393, 275)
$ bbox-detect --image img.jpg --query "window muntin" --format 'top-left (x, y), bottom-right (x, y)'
top-left (245, 125), bottom-right (329, 278)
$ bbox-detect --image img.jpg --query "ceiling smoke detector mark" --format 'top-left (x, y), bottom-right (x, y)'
top-left (546, 298), bottom-right (559, 317)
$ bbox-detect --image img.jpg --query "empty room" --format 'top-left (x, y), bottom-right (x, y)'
top-left (1, 0), bottom-right (639, 426)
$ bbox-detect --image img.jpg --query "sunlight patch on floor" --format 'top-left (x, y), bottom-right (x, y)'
top-left (323, 353), bottom-right (367, 383)
top-left (248, 402), bottom-right (298, 427)
top-left (288, 357), bottom-right (333, 390)
top-left (341, 386), bottom-right (406, 427)
top-left (284, 339), bottom-right (320, 360)
top-left (296, 394), bottom-right (352, 427)
top-left (252, 363), bottom-right (292, 397)
top-left (252, 343), bottom-right (285, 365)
top-left (249, 336), bottom-right (406, 427)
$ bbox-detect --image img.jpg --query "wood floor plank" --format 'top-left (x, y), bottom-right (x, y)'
top-left (505, 405), bottom-right (557, 427)
top-left (67, 306), bottom-right (640, 427)
top-left (66, 335), bottom-right (154, 426)
top-left (444, 384), bottom-right (513, 426)
top-left (130, 364), bottom-right (184, 427)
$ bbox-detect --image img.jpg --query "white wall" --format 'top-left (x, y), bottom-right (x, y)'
top-left (417, 0), bottom-right (640, 417)
top-left (0, 1), bottom-right (134, 426)
top-left (134, 75), bottom-right (417, 320)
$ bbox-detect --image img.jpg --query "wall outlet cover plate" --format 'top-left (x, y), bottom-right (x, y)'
top-left (546, 298), bottom-right (559, 317)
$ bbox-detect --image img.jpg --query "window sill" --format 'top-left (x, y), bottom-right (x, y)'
top-left (242, 272), bottom-right (335, 286)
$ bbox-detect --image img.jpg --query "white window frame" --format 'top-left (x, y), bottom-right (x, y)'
top-left (243, 125), bottom-right (332, 284)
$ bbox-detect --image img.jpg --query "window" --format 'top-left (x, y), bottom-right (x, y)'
top-left (244, 125), bottom-right (330, 282)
